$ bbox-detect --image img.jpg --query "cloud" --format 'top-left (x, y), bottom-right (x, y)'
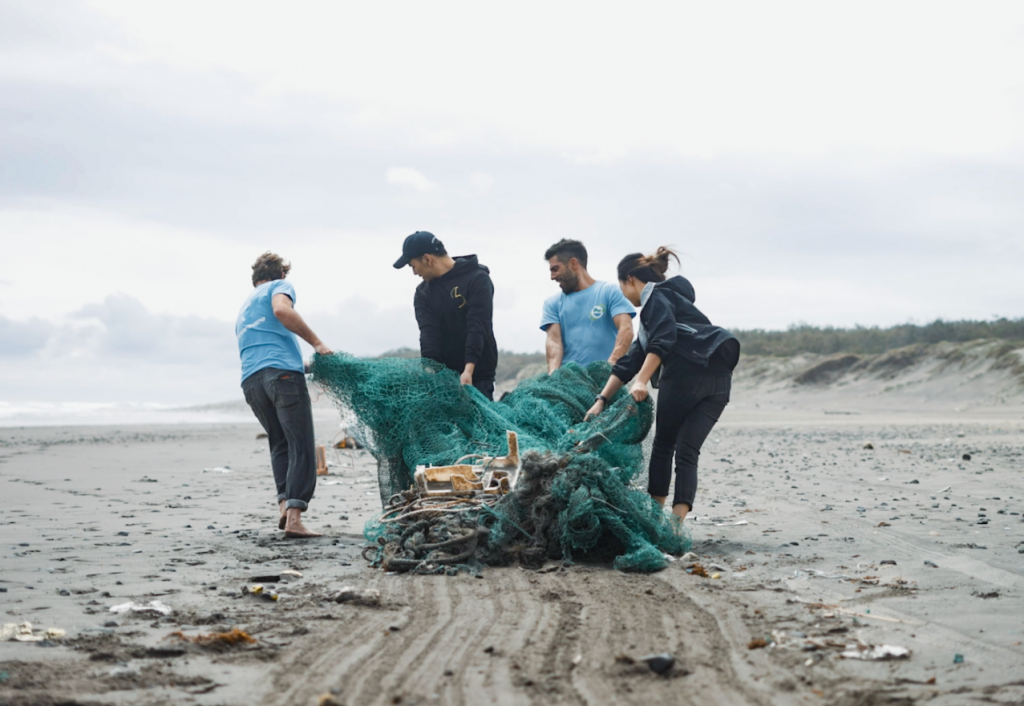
top-left (386, 167), bottom-right (436, 193)
top-left (0, 294), bottom-right (240, 404)
top-left (306, 297), bottom-right (419, 358)
top-left (0, 316), bottom-right (53, 356)
top-left (70, 294), bottom-right (233, 363)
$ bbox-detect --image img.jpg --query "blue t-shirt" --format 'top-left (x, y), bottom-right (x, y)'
top-left (236, 280), bottom-right (304, 382)
top-left (540, 281), bottom-right (636, 367)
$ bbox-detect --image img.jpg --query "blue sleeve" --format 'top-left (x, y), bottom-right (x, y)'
top-left (606, 283), bottom-right (635, 318)
top-left (539, 295), bottom-right (560, 331)
top-left (270, 280), bottom-right (296, 304)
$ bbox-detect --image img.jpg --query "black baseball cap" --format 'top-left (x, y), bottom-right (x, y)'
top-left (393, 231), bottom-right (445, 269)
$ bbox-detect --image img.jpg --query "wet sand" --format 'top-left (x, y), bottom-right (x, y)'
top-left (1, 408), bottom-right (1023, 705)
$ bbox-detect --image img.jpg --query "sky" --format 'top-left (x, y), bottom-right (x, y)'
top-left (2, 0), bottom-right (1023, 406)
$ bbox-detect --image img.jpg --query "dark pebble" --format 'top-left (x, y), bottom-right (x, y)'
top-left (962, 454), bottom-right (971, 461)
top-left (640, 653), bottom-right (675, 675)
top-left (880, 559), bottom-right (897, 565)
top-left (116, 531), bottom-right (129, 537)
top-left (103, 621), bottom-right (118, 628)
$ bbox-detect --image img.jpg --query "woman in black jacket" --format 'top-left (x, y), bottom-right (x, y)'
top-left (585, 247), bottom-right (739, 522)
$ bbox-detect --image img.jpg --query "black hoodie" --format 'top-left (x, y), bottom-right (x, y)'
top-left (611, 275), bottom-right (739, 384)
top-left (413, 255), bottom-right (498, 381)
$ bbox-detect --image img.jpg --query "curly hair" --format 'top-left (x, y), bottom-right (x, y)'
top-left (251, 252), bottom-right (291, 286)
top-left (616, 246), bottom-right (680, 283)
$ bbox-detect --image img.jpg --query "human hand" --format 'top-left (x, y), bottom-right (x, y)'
top-left (314, 342), bottom-right (333, 356)
top-left (629, 379), bottom-right (648, 402)
top-left (459, 370), bottom-right (474, 386)
top-left (584, 399), bottom-right (605, 421)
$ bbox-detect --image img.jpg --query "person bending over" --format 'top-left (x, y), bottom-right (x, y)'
top-left (541, 239), bottom-right (635, 373)
top-left (585, 247), bottom-right (739, 522)
top-left (236, 252), bottom-right (332, 538)
top-left (394, 231), bottom-right (499, 400)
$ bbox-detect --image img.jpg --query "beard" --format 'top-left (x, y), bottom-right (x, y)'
top-left (557, 271), bottom-right (579, 293)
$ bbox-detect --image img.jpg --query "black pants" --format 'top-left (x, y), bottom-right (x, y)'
top-left (242, 367), bottom-right (317, 510)
top-left (649, 372), bottom-right (731, 509)
top-left (473, 379), bottom-right (495, 401)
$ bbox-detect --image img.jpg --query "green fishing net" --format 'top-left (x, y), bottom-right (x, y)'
top-left (310, 353), bottom-right (689, 572)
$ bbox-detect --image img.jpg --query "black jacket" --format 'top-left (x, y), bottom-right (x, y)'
top-left (611, 275), bottom-right (739, 384)
top-left (414, 255), bottom-right (498, 381)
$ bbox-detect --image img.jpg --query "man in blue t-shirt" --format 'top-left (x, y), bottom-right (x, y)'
top-left (540, 239), bottom-right (635, 372)
top-left (236, 252), bottom-right (333, 539)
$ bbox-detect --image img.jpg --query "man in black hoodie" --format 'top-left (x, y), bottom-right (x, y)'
top-left (394, 231), bottom-right (499, 400)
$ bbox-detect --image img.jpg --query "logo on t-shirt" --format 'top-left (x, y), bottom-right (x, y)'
top-left (589, 304), bottom-right (606, 321)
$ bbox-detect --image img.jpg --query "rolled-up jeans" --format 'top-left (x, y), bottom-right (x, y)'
top-left (242, 367), bottom-right (317, 510)
top-left (648, 371), bottom-right (731, 509)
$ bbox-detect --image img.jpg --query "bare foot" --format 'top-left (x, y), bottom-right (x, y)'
top-left (283, 507), bottom-right (321, 538)
top-left (278, 500), bottom-right (286, 530)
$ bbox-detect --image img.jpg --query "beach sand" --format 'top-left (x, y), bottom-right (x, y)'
top-left (1, 404), bottom-right (1023, 705)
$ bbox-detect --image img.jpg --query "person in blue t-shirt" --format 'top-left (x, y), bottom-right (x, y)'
top-left (540, 239), bottom-right (635, 372)
top-left (236, 252), bottom-right (333, 539)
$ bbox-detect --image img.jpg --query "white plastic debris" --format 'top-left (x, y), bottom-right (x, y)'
top-left (1, 622), bottom-right (65, 642)
top-left (202, 466), bottom-right (232, 473)
top-left (280, 569), bottom-right (303, 578)
top-left (109, 600), bottom-right (173, 616)
top-left (714, 520), bottom-right (750, 526)
top-left (791, 569), bottom-right (851, 581)
top-left (840, 644), bottom-right (911, 661)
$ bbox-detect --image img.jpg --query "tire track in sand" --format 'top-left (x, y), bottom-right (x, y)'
top-left (258, 566), bottom-right (812, 705)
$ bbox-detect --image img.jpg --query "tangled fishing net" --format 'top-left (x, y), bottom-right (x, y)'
top-left (310, 354), bottom-right (689, 573)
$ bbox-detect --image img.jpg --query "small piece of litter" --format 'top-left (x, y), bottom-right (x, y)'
top-left (924, 560), bottom-right (938, 568)
top-left (714, 520), bottom-right (749, 527)
top-left (840, 645), bottom-right (911, 661)
top-left (953, 653), bottom-right (964, 664)
top-left (202, 467), bottom-right (232, 473)
top-left (109, 600), bottom-right (173, 616)
top-left (331, 586), bottom-right (381, 607)
top-left (169, 628), bottom-right (256, 648)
